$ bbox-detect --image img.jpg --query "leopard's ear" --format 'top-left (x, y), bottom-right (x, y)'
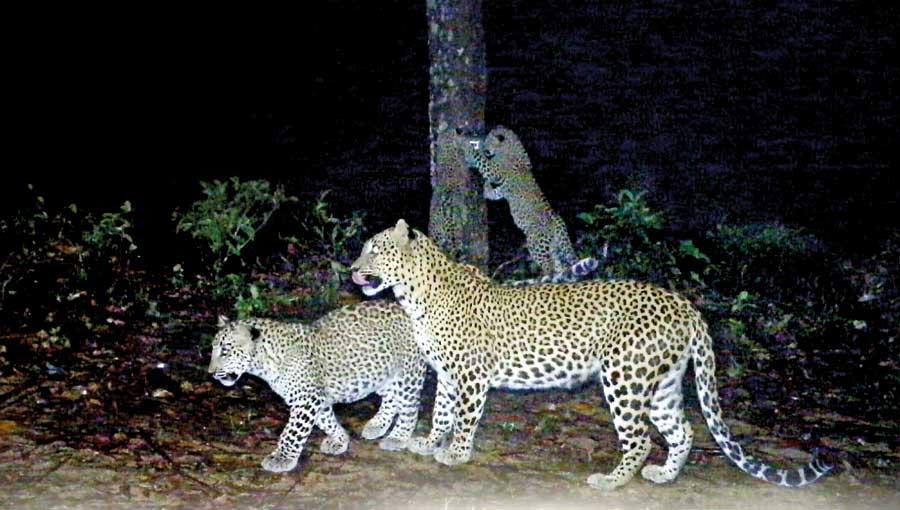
top-left (394, 218), bottom-right (409, 237)
top-left (217, 315), bottom-right (230, 328)
top-left (233, 324), bottom-right (255, 346)
top-left (391, 219), bottom-right (415, 253)
top-left (490, 125), bottom-right (509, 144)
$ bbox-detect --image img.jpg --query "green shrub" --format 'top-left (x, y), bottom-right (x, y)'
top-left (281, 190), bottom-right (366, 310)
top-left (82, 201), bottom-right (138, 257)
top-left (173, 178), bottom-right (297, 317)
top-left (0, 185), bottom-right (139, 344)
top-left (707, 223), bottom-right (822, 293)
top-left (174, 177), bottom-right (295, 276)
top-left (577, 189), bottom-right (709, 289)
top-left (272, 190), bottom-right (365, 315)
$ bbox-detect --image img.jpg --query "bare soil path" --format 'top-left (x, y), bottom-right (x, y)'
top-left (3, 388), bottom-right (897, 510)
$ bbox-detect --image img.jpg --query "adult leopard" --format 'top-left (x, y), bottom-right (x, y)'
top-left (208, 302), bottom-right (425, 472)
top-left (464, 126), bottom-right (582, 279)
top-left (350, 219), bottom-right (832, 490)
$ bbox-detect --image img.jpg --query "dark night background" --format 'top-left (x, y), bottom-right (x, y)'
top-left (7, 1), bottom-right (898, 264)
top-left (2, 2), bottom-right (900, 507)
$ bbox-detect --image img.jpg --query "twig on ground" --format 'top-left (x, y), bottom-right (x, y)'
top-left (0, 375), bottom-right (40, 409)
top-left (137, 429), bottom-right (219, 496)
top-left (33, 455), bottom-right (71, 482)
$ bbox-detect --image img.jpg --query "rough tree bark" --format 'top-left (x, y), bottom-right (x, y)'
top-left (426, 0), bottom-right (489, 268)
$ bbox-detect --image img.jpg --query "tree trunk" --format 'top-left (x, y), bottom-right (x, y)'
top-left (426, 0), bottom-right (489, 268)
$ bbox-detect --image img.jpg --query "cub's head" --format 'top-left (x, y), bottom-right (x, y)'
top-left (208, 316), bottom-right (261, 386)
top-left (456, 126), bottom-right (485, 172)
top-left (350, 219), bottom-right (420, 297)
top-left (466, 126), bottom-right (530, 201)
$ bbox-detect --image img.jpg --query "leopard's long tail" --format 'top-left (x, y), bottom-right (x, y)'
top-left (691, 329), bottom-right (832, 487)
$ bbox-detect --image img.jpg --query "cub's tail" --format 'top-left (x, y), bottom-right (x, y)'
top-left (502, 257), bottom-right (600, 287)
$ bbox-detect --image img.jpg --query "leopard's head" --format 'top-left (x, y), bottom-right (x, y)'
top-left (466, 126), bottom-right (531, 201)
top-left (208, 316), bottom-right (261, 386)
top-left (350, 219), bottom-right (420, 297)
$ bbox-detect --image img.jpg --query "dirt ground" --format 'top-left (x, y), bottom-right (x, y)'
top-left (3, 386), bottom-right (898, 510)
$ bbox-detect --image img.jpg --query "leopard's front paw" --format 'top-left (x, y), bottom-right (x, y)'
top-left (407, 437), bottom-right (438, 456)
top-left (361, 419), bottom-right (391, 440)
top-left (379, 437), bottom-right (409, 451)
top-left (261, 452), bottom-right (299, 473)
top-left (587, 472), bottom-right (624, 492)
top-left (434, 445), bottom-right (471, 466)
top-left (641, 464), bottom-right (677, 484)
top-left (319, 435), bottom-right (349, 456)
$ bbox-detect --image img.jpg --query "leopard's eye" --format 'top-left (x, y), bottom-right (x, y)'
top-left (485, 149), bottom-right (496, 159)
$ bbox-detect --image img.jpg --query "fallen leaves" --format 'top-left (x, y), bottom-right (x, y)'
top-left (152, 388), bottom-right (175, 399)
top-left (0, 420), bottom-right (21, 435)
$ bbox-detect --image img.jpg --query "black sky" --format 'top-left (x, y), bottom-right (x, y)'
top-left (5, 1), bottom-right (898, 258)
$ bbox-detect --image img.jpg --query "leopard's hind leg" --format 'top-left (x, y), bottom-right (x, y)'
top-left (588, 346), bottom-right (654, 491)
top-left (362, 386), bottom-right (400, 440)
top-left (408, 378), bottom-right (456, 456)
top-left (381, 358), bottom-right (427, 451)
top-left (317, 406), bottom-right (350, 455)
top-left (642, 352), bottom-right (693, 483)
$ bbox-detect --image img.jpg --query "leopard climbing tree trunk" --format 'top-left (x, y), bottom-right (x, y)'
top-left (426, 0), bottom-right (489, 268)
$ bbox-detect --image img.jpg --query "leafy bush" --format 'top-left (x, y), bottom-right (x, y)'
top-left (574, 191), bottom-right (855, 374)
top-left (577, 189), bottom-right (709, 289)
top-left (280, 190), bottom-right (367, 314)
top-left (174, 177), bottom-right (296, 276)
top-left (707, 223), bottom-right (823, 294)
top-left (82, 201), bottom-right (138, 257)
top-left (173, 178), bottom-right (297, 317)
top-left (282, 190), bottom-right (366, 284)
top-left (0, 185), bottom-right (140, 346)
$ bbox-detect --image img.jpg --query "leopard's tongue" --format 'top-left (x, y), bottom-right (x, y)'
top-left (351, 271), bottom-right (370, 286)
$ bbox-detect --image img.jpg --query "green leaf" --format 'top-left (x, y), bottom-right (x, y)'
top-left (679, 240), bottom-right (711, 263)
top-left (576, 212), bottom-right (597, 225)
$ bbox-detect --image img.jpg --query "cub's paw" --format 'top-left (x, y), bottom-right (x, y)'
top-left (379, 437), bottom-right (409, 451)
top-left (586, 472), bottom-right (624, 492)
top-left (261, 453), bottom-right (299, 473)
top-left (361, 420), bottom-right (392, 440)
top-left (641, 464), bottom-right (677, 484)
top-left (434, 446), bottom-right (471, 466)
top-left (319, 435), bottom-right (349, 456)
top-left (407, 437), bottom-right (437, 456)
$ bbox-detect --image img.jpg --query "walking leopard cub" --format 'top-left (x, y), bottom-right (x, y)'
top-left (208, 301), bottom-right (425, 473)
top-left (350, 219), bottom-right (832, 490)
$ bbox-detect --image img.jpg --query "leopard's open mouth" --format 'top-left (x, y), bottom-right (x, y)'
top-left (213, 371), bottom-right (240, 387)
top-left (351, 271), bottom-right (386, 296)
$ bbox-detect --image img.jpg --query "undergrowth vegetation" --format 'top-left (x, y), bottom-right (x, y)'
top-left (0, 187), bottom-right (141, 348)
top-left (173, 177), bottom-right (298, 318)
top-left (173, 181), bottom-right (365, 320)
top-left (2, 181), bottom-right (896, 417)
